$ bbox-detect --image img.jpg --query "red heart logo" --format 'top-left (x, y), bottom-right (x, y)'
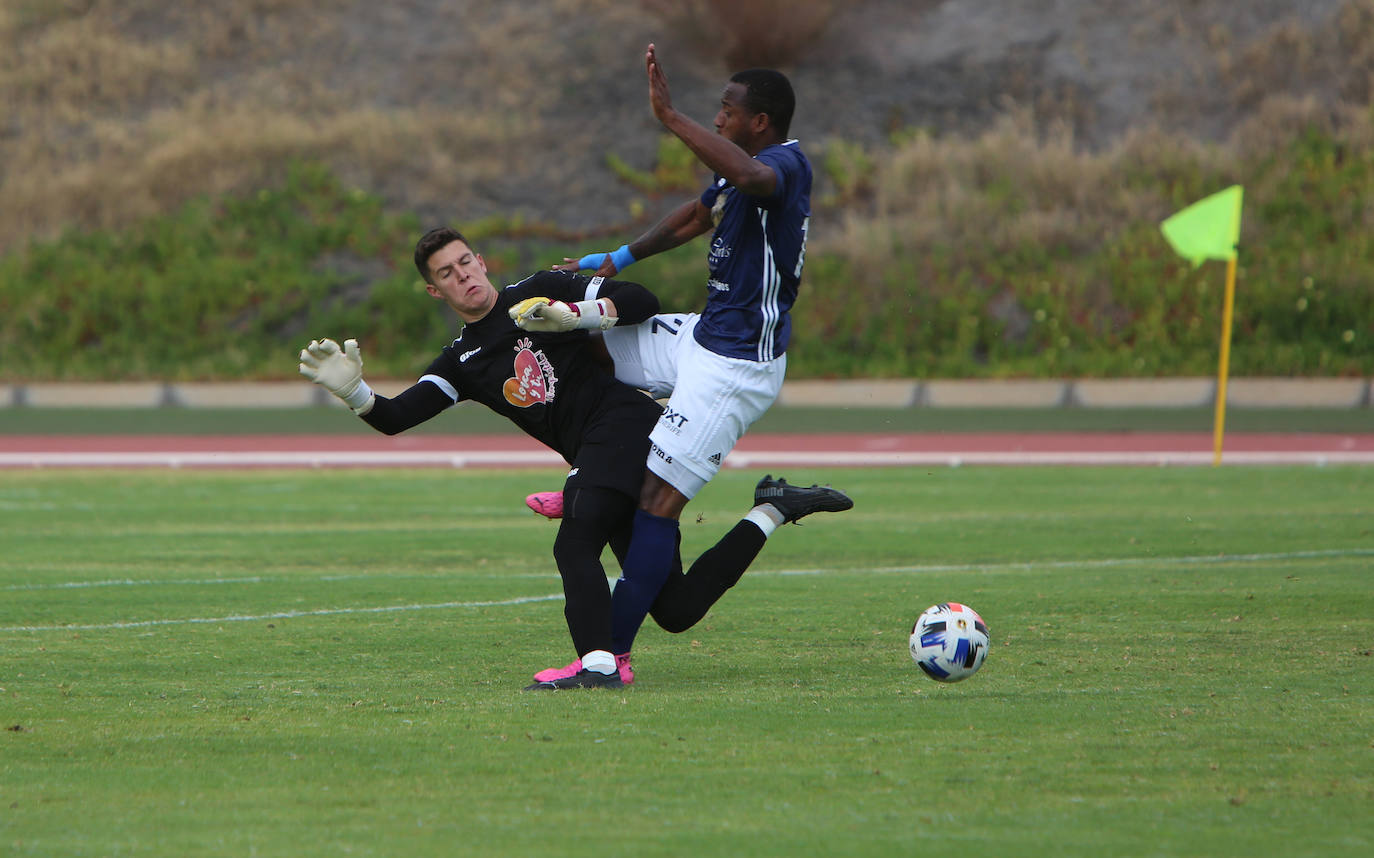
top-left (502, 348), bottom-right (547, 408)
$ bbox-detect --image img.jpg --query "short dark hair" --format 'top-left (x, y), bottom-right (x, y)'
top-left (414, 226), bottom-right (472, 283)
top-left (730, 68), bottom-right (795, 138)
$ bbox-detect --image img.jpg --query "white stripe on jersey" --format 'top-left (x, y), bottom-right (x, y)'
top-left (419, 373), bottom-right (459, 402)
top-left (757, 207), bottom-right (781, 362)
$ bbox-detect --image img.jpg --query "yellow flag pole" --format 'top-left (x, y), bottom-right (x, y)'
top-left (1212, 254), bottom-right (1238, 466)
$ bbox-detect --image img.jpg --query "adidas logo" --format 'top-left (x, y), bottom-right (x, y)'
top-left (708, 452), bottom-right (722, 465)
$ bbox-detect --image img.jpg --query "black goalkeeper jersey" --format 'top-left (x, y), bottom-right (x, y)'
top-left (362, 270), bottom-right (662, 468)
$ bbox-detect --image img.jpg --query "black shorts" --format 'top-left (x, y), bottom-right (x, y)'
top-left (564, 388), bottom-right (661, 501)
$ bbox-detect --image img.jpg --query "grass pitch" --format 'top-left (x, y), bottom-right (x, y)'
top-left (2, 466), bottom-right (1371, 857)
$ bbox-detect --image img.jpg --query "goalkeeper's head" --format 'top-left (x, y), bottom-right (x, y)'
top-left (414, 226), bottom-right (499, 323)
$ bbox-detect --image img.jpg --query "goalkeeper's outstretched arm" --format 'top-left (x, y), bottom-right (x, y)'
top-left (299, 337), bottom-right (449, 434)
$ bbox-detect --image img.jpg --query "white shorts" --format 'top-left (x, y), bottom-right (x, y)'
top-left (602, 313), bottom-right (785, 499)
top-left (600, 312), bottom-right (692, 400)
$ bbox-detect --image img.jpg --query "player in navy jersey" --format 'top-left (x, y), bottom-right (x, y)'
top-left (528, 44), bottom-right (836, 682)
top-left (300, 227), bottom-right (850, 690)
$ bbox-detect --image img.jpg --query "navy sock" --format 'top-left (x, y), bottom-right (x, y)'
top-left (611, 508), bottom-right (680, 654)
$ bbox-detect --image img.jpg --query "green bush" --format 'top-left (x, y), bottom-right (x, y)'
top-left (3, 113), bottom-right (1372, 381)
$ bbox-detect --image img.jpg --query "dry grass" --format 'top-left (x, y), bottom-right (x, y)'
top-left (639, 0), bottom-right (840, 70)
top-left (812, 1), bottom-right (1374, 274)
top-left (818, 112), bottom-right (1222, 273)
top-left (0, 0), bottom-right (646, 252)
top-left (2, 0), bottom-right (1372, 260)
top-left (814, 87), bottom-right (1374, 299)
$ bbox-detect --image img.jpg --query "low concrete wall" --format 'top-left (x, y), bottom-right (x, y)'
top-left (3, 378), bottom-right (1371, 409)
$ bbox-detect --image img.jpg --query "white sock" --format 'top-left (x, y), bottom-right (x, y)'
top-left (581, 649), bottom-right (616, 675)
top-left (745, 506), bottom-right (781, 536)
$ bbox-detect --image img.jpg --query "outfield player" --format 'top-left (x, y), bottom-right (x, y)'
top-left (300, 227), bottom-right (850, 690)
top-left (536, 45), bottom-right (815, 665)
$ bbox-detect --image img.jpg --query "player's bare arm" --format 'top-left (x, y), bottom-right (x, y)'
top-left (646, 43), bottom-right (777, 196)
top-left (628, 199), bottom-right (713, 259)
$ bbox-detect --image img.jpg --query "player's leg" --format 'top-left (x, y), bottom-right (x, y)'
top-left (649, 474), bottom-right (855, 633)
top-left (609, 343), bottom-right (786, 654)
top-left (537, 486), bottom-right (633, 684)
top-left (530, 394), bottom-right (659, 688)
top-left (532, 486), bottom-right (640, 687)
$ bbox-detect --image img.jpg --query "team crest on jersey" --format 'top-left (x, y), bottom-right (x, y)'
top-left (503, 337), bottom-right (558, 408)
top-left (710, 188), bottom-right (729, 225)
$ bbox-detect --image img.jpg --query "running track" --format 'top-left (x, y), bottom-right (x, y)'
top-left (4, 432), bottom-right (1374, 468)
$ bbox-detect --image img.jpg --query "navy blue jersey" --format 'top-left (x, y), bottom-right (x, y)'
top-left (694, 140), bottom-right (811, 362)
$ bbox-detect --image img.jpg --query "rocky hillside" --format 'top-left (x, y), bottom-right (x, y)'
top-left (0, 0), bottom-right (1364, 251)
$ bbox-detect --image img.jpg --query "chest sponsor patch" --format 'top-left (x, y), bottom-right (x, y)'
top-left (503, 346), bottom-right (548, 408)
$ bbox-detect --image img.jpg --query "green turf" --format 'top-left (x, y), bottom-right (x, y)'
top-left (1, 405), bottom-right (1372, 435)
top-left (2, 466), bottom-right (1372, 857)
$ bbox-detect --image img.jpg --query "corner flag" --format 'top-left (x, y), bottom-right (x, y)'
top-left (1160, 185), bottom-right (1244, 466)
top-left (1160, 185), bottom-right (1243, 266)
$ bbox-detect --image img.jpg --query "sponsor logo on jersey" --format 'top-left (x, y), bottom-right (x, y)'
top-left (459, 347), bottom-right (482, 362)
top-left (650, 442), bottom-right (673, 464)
top-left (502, 337), bottom-right (558, 408)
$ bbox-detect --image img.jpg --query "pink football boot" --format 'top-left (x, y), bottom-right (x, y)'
top-left (525, 491), bottom-right (564, 519)
top-left (533, 652), bottom-right (634, 685)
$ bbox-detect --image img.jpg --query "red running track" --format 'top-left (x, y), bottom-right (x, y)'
top-left (3, 432), bottom-right (1374, 468)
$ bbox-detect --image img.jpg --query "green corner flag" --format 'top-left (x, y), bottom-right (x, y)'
top-left (1160, 185), bottom-right (1243, 267)
top-left (1159, 185), bottom-right (1246, 466)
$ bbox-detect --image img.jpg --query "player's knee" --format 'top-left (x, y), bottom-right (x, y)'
top-left (638, 472), bottom-right (689, 518)
top-left (649, 603), bottom-right (694, 634)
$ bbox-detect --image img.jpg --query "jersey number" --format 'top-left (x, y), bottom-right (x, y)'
top-left (650, 316), bottom-right (684, 335)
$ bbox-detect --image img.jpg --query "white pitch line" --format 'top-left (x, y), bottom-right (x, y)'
top-left (3, 575), bottom-right (271, 592)
top-left (4, 450), bottom-right (1374, 468)
top-left (5, 549), bottom-right (1369, 633)
top-left (0, 593), bottom-right (565, 633)
top-left (773, 547), bottom-right (1374, 576)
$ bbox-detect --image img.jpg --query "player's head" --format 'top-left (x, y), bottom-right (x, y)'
top-left (726, 68), bottom-right (795, 140)
top-left (414, 226), bottom-right (472, 283)
top-left (414, 226), bottom-right (498, 322)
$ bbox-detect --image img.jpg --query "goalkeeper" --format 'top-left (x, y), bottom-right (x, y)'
top-left (300, 226), bottom-right (850, 690)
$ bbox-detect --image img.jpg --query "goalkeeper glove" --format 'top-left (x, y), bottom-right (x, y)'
top-left (298, 338), bottom-right (375, 414)
top-left (508, 297), bottom-right (616, 332)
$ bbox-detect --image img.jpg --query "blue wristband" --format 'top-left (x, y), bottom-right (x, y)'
top-left (577, 252), bottom-right (607, 271)
top-left (609, 244), bottom-right (636, 272)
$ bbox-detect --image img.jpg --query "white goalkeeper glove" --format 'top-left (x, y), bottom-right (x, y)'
top-left (509, 296), bottom-right (616, 332)
top-left (298, 338), bottom-right (375, 414)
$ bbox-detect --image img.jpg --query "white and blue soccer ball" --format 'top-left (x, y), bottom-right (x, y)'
top-left (909, 602), bottom-right (989, 682)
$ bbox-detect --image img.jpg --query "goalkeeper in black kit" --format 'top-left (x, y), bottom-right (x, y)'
top-left (300, 226), bottom-right (851, 690)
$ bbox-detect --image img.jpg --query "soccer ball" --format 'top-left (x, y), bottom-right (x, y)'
top-left (909, 602), bottom-right (989, 682)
